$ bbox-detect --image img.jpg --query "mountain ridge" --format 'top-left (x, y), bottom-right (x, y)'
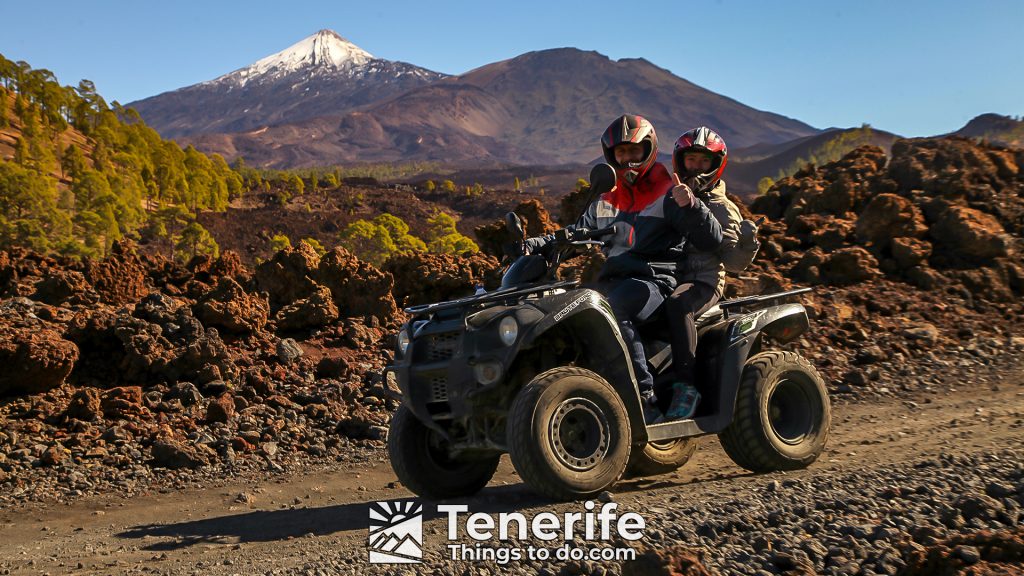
top-left (157, 41), bottom-right (819, 168)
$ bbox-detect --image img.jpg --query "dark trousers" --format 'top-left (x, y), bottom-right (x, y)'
top-left (665, 281), bottom-right (719, 384)
top-left (597, 277), bottom-right (665, 395)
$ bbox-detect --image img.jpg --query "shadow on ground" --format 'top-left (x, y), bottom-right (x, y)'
top-left (116, 470), bottom-right (752, 551)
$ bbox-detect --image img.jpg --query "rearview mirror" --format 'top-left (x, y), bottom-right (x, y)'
top-left (505, 212), bottom-right (525, 242)
top-left (589, 163), bottom-right (616, 196)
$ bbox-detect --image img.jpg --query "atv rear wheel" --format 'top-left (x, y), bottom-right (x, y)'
top-left (718, 351), bottom-right (830, 473)
top-left (507, 367), bottom-right (631, 500)
top-left (625, 438), bottom-right (697, 478)
top-left (387, 405), bottom-right (500, 500)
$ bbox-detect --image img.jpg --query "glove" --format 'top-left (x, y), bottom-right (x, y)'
top-left (738, 219), bottom-right (760, 248)
top-left (720, 227), bottom-right (740, 248)
top-left (523, 236), bottom-right (548, 255)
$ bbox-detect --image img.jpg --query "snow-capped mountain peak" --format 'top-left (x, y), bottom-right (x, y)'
top-left (131, 29), bottom-right (449, 139)
top-left (210, 29), bottom-right (375, 87)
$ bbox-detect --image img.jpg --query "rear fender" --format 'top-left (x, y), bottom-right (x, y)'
top-left (710, 303), bottom-right (810, 432)
top-left (648, 303), bottom-right (811, 441)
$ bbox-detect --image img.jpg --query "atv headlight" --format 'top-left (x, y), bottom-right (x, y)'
top-left (397, 328), bottom-right (410, 355)
top-left (498, 316), bottom-right (519, 346)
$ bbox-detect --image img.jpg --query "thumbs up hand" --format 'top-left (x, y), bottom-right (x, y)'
top-left (671, 173), bottom-right (695, 208)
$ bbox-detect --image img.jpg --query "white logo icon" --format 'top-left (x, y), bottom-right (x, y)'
top-left (369, 501), bottom-right (423, 564)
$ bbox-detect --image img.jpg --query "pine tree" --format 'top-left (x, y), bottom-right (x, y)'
top-left (175, 221), bottom-right (219, 262)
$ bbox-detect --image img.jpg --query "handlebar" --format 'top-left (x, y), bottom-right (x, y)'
top-left (553, 224), bottom-right (618, 244)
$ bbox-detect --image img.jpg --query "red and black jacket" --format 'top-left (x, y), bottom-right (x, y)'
top-left (530, 163), bottom-right (723, 293)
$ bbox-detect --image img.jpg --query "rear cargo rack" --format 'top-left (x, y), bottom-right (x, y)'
top-left (718, 287), bottom-right (812, 316)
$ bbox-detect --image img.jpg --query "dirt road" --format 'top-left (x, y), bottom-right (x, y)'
top-left (2, 362), bottom-right (1022, 575)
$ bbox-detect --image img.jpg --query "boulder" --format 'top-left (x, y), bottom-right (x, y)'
top-left (891, 237), bottom-right (933, 269)
top-left (317, 247), bottom-right (398, 323)
top-left (475, 199), bottom-right (560, 258)
top-left (856, 194), bottom-right (929, 249)
top-left (101, 386), bottom-right (147, 419)
top-left (819, 247), bottom-right (882, 286)
top-left (254, 243), bottom-right (321, 310)
top-left (205, 394), bottom-right (235, 424)
top-left (64, 388), bottom-right (102, 421)
top-left (151, 439), bottom-right (214, 469)
top-left (194, 277), bottom-right (269, 334)
top-left (32, 270), bottom-right (91, 305)
top-left (382, 251), bottom-right (501, 308)
top-left (274, 284), bottom-right (339, 331)
top-left (83, 240), bottom-right (150, 306)
top-left (0, 314), bottom-right (78, 396)
top-left (929, 203), bottom-right (1009, 261)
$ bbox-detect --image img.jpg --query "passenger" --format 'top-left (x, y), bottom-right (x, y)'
top-left (662, 127), bottom-right (760, 421)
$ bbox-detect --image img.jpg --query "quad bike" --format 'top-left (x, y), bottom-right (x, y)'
top-left (384, 164), bottom-right (830, 501)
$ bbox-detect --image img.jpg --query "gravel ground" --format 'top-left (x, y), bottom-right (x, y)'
top-left (1, 354), bottom-right (1021, 575)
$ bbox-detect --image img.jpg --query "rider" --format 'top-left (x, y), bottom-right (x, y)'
top-left (662, 127), bottom-right (760, 421)
top-left (525, 115), bottom-right (723, 423)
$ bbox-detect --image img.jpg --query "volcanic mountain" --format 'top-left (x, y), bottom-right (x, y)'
top-left (127, 30), bottom-right (447, 139)
top-left (951, 113), bottom-right (1024, 147)
top-left (133, 32), bottom-right (820, 168)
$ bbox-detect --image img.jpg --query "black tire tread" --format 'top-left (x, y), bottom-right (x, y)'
top-left (388, 405), bottom-right (500, 500)
top-left (718, 351), bottom-right (830, 473)
top-left (507, 366), bottom-right (630, 501)
top-left (625, 438), bottom-right (697, 478)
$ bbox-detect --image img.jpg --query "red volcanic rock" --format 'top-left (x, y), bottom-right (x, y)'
top-left (855, 193), bottom-right (929, 249)
top-left (0, 312), bottom-right (78, 396)
top-left (255, 243), bottom-right (321, 310)
top-left (274, 284), bottom-right (339, 331)
top-left (194, 277), bottom-right (270, 334)
top-left (101, 386), bottom-right (147, 419)
top-left (151, 438), bottom-right (214, 469)
top-left (32, 270), bottom-right (91, 305)
top-left (316, 247), bottom-right (398, 324)
top-left (891, 237), bottom-right (933, 269)
top-left (83, 241), bottom-right (150, 306)
top-left (188, 250), bottom-right (249, 284)
top-left (66, 299), bottom-right (235, 389)
top-left (929, 203), bottom-right (1009, 262)
top-left (383, 251), bottom-right (501, 308)
top-left (808, 218), bottom-right (856, 252)
top-left (820, 246), bottom-right (882, 286)
top-left (475, 199), bottom-right (560, 258)
top-left (64, 388), bottom-right (102, 421)
top-left (888, 137), bottom-right (1020, 198)
top-left (205, 394), bottom-right (235, 424)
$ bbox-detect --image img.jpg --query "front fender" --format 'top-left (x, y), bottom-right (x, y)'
top-left (519, 289), bottom-right (649, 443)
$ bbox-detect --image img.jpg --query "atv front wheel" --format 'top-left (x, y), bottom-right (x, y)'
top-left (507, 367), bottom-right (631, 500)
top-left (387, 405), bottom-right (500, 500)
top-left (625, 438), bottom-right (697, 478)
top-left (718, 351), bottom-right (830, 473)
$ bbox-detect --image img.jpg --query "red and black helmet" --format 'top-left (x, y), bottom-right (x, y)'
top-left (601, 114), bottom-right (659, 185)
top-left (672, 126), bottom-right (728, 195)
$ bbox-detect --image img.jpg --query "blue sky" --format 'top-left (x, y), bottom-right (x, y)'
top-left (2, 0), bottom-right (1021, 137)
